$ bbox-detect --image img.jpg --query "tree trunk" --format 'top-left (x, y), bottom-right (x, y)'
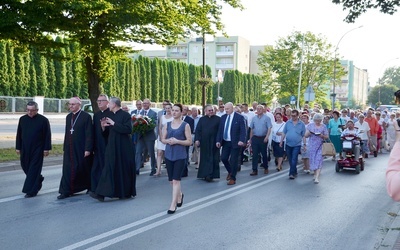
top-left (85, 56), bottom-right (101, 113)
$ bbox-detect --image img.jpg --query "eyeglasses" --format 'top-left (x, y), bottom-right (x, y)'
top-left (68, 103), bottom-right (78, 106)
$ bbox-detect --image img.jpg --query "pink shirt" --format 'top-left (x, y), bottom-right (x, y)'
top-left (386, 141), bottom-right (400, 201)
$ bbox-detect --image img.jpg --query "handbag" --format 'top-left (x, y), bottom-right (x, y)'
top-left (322, 140), bottom-right (336, 156)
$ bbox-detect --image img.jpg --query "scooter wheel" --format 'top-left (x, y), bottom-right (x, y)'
top-left (359, 158), bottom-right (364, 171)
top-left (335, 162), bottom-right (340, 172)
top-left (355, 164), bottom-right (360, 174)
top-left (373, 151), bottom-right (377, 157)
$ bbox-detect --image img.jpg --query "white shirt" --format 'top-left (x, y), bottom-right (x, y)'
top-left (242, 111), bottom-right (255, 128)
top-left (216, 111), bottom-right (226, 117)
top-left (223, 113), bottom-right (234, 141)
top-left (354, 121), bottom-right (370, 140)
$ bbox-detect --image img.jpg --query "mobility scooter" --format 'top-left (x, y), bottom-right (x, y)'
top-left (335, 134), bottom-right (364, 174)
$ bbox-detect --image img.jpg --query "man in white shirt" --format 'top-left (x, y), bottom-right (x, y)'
top-left (355, 114), bottom-right (371, 158)
top-left (216, 104), bottom-right (226, 117)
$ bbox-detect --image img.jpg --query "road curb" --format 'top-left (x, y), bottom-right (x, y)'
top-left (381, 203), bottom-right (400, 249)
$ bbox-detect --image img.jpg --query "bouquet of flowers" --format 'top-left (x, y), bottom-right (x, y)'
top-left (132, 115), bottom-right (156, 135)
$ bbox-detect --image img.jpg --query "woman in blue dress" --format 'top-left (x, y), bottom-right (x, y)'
top-left (304, 113), bottom-right (329, 184)
top-left (328, 111), bottom-right (346, 160)
top-left (161, 104), bottom-right (192, 214)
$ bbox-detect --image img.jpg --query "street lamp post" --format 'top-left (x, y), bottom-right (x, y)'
top-left (331, 25), bottom-right (363, 110)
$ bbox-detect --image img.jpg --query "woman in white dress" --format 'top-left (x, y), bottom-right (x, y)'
top-left (155, 104), bottom-right (173, 176)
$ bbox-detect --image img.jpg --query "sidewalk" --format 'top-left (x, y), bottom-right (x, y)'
top-left (0, 113), bottom-right (66, 120)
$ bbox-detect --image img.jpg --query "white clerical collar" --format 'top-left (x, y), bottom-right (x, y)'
top-left (73, 109), bottom-right (82, 115)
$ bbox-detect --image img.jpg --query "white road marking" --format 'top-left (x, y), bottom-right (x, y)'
top-left (60, 172), bottom-right (288, 250)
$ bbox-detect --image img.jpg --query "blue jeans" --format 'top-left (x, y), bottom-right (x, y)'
top-left (285, 145), bottom-right (301, 176)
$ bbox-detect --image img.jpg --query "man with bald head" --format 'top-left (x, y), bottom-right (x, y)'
top-left (58, 97), bottom-right (93, 199)
top-left (216, 102), bottom-right (247, 185)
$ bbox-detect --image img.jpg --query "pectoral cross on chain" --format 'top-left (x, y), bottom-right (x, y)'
top-left (70, 128), bottom-right (74, 134)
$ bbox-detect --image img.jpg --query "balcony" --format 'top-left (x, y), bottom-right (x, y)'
top-left (167, 52), bottom-right (188, 58)
top-left (216, 51), bottom-right (234, 57)
top-left (215, 63), bottom-right (234, 69)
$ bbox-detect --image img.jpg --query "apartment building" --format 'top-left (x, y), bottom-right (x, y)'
top-left (335, 60), bottom-right (369, 107)
top-left (129, 36), bottom-right (252, 82)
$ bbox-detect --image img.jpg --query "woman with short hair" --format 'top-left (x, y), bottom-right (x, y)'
top-left (305, 113), bottom-right (329, 184)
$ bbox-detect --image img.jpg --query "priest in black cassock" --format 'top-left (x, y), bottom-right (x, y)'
top-left (195, 104), bottom-right (221, 182)
top-left (16, 101), bottom-right (52, 198)
top-left (58, 97), bottom-right (93, 199)
top-left (91, 94), bottom-right (112, 192)
top-left (90, 97), bottom-right (136, 201)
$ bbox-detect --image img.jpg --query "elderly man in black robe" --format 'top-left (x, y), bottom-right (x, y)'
top-left (91, 94), bottom-right (112, 192)
top-left (90, 97), bottom-right (136, 201)
top-left (195, 104), bottom-right (221, 182)
top-left (58, 97), bottom-right (93, 199)
top-left (16, 101), bottom-right (52, 198)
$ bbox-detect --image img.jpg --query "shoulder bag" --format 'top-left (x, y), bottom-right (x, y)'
top-left (322, 139), bottom-right (336, 156)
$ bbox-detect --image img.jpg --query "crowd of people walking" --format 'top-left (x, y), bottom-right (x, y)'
top-left (16, 96), bottom-right (399, 213)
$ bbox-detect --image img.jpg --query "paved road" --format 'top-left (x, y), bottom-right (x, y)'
top-left (0, 151), bottom-right (399, 250)
top-left (0, 114), bottom-right (66, 149)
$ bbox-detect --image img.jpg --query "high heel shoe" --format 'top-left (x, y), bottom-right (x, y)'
top-left (167, 207), bottom-right (177, 214)
top-left (177, 193), bottom-right (184, 207)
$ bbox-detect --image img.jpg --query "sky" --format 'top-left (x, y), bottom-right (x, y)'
top-left (136, 0), bottom-right (400, 86)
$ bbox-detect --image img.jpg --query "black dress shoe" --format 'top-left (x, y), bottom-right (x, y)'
top-left (57, 194), bottom-right (70, 200)
top-left (149, 170), bottom-right (156, 176)
top-left (38, 176), bottom-right (44, 191)
top-left (177, 193), bottom-right (184, 207)
top-left (89, 192), bottom-right (104, 202)
top-left (205, 176), bottom-right (213, 182)
top-left (167, 207), bottom-right (177, 214)
top-left (25, 193), bottom-right (37, 198)
top-left (136, 170), bottom-right (140, 175)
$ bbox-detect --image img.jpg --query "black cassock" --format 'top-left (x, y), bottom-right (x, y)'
top-left (16, 114), bottom-right (51, 195)
top-left (91, 108), bottom-right (112, 192)
top-left (59, 110), bottom-right (93, 196)
top-left (195, 115), bottom-right (221, 179)
top-left (95, 109), bottom-right (136, 198)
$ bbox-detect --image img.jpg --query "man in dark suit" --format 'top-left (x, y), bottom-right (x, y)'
top-left (131, 100), bottom-right (143, 175)
top-left (135, 98), bottom-right (158, 176)
top-left (216, 102), bottom-right (246, 185)
top-left (181, 105), bottom-right (194, 177)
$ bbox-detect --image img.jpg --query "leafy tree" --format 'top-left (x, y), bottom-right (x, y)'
top-left (332, 0), bottom-right (399, 22)
top-left (162, 60), bottom-right (170, 102)
top-left (14, 51), bottom-right (28, 96)
top-left (151, 58), bottom-right (160, 102)
top-left (0, 41), bottom-right (9, 95)
top-left (0, 1), bottom-right (243, 112)
top-left (31, 47), bottom-right (49, 96)
top-left (380, 66), bottom-right (400, 88)
top-left (6, 42), bottom-right (17, 96)
top-left (257, 31), bottom-right (341, 109)
top-left (46, 48), bottom-right (56, 98)
top-left (54, 37), bottom-right (68, 99)
top-left (367, 84), bottom-right (398, 106)
top-left (27, 52), bottom-right (37, 97)
top-left (169, 61), bottom-right (178, 103)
